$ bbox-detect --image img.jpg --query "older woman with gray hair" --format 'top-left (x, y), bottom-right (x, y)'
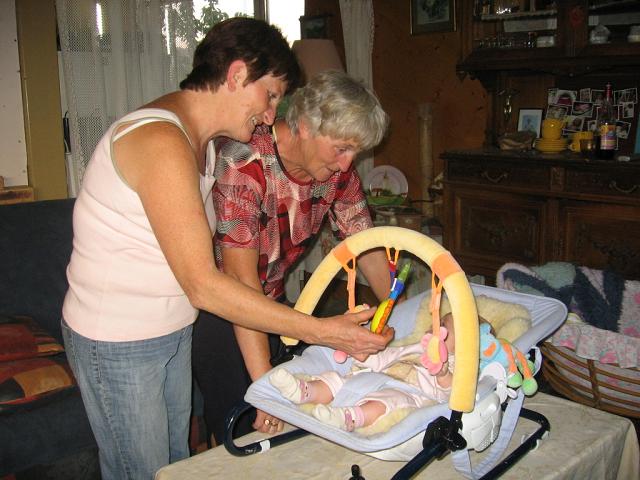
top-left (192, 70), bottom-right (392, 444)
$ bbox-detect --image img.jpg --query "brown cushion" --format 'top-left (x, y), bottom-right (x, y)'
top-left (0, 314), bottom-right (64, 362)
top-left (0, 355), bottom-right (76, 410)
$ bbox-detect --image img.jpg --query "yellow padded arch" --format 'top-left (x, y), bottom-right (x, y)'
top-left (281, 226), bottom-right (479, 413)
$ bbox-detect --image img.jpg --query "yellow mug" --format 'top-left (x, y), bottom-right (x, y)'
top-left (541, 118), bottom-right (565, 140)
top-left (569, 131), bottom-right (594, 152)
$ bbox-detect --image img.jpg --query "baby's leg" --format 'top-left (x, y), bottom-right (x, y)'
top-left (312, 400), bottom-right (385, 431)
top-left (313, 388), bottom-right (428, 431)
top-left (269, 368), bottom-right (334, 404)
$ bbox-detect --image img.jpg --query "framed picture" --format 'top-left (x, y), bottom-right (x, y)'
top-left (411, 0), bottom-right (456, 34)
top-left (517, 108), bottom-right (543, 137)
top-left (299, 14), bottom-right (331, 39)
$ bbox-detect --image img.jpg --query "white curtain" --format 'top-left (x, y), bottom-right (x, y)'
top-left (339, 0), bottom-right (375, 180)
top-left (56, 0), bottom-right (197, 194)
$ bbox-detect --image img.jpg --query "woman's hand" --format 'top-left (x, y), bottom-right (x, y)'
top-left (310, 307), bottom-right (394, 356)
top-left (254, 408), bottom-right (284, 434)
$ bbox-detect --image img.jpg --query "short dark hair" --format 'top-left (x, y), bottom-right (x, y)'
top-left (180, 17), bottom-right (301, 95)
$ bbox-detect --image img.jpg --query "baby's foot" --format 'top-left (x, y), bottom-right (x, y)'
top-left (269, 368), bottom-right (308, 404)
top-left (312, 405), bottom-right (359, 432)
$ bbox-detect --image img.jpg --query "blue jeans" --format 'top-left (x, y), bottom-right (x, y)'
top-left (62, 319), bottom-right (192, 480)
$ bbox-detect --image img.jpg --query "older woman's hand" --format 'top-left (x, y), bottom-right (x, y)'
top-left (254, 408), bottom-right (284, 434)
top-left (310, 308), bottom-right (394, 356)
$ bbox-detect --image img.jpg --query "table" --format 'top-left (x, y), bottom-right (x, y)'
top-left (156, 393), bottom-right (639, 480)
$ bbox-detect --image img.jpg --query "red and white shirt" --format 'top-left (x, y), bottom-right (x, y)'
top-left (213, 125), bottom-right (373, 299)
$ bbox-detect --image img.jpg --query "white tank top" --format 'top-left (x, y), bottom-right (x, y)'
top-left (63, 108), bottom-right (216, 341)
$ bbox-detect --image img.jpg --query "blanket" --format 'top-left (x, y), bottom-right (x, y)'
top-left (497, 262), bottom-right (640, 339)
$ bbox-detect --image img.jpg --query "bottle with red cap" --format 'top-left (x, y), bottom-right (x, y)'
top-left (595, 82), bottom-right (617, 160)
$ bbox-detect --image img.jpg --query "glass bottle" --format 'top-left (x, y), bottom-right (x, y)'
top-left (595, 82), bottom-right (617, 160)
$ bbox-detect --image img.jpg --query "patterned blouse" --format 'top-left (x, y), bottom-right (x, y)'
top-left (213, 124), bottom-right (373, 299)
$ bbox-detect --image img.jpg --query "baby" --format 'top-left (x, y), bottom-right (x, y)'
top-left (270, 313), bottom-right (459, 432)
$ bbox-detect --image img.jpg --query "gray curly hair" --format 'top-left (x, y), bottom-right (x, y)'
top-left (285, 70), bottom-right (389, 150)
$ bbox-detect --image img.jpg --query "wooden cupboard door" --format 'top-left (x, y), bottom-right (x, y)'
top-left (446, 187), bottom-right (549, 278)
top-left (560, 201), bottom-right (640, 280)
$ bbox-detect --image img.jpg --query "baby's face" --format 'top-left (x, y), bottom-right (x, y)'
top-left (441, 313), bottom-right (455, 354)
top-left (433, 313), bottom-right (491, 356)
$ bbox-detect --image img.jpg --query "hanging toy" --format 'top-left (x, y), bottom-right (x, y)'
top-left (333, 258), bottom-right (411, 363)
top-left (420, 272), bottom-right (448, 375)
top-left (370, 263), bottom-right (411, 334)
top-left (385, 247), bottom-right (399, 285)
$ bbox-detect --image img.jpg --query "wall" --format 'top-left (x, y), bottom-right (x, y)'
top-left (14, 0), bottom-right (67, 200)
top-left (306, 1), bottom-right (487, 203)
top-left (0, 0), bottom-right (28, 187)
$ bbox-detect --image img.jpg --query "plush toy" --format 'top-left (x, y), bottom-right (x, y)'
top-left (420, 326), bottom-right (449, 375)
top-left (479, 323), bottom-right (538, 396)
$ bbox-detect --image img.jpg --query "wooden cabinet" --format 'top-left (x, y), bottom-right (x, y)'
top-left (442, 150), bottom-right (640, 282)
top-left (456, 0), bottom-right (640, 151)
top-left (459, 0), bottom-right (640, 74)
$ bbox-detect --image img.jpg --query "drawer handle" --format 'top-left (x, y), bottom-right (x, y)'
top-left (481, 171), bottom-right (508, 183)
top-left (609, 180), bottom-right (638, 195)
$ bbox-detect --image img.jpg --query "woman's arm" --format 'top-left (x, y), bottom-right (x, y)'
top-left (112, 122), bottom-right (392, 354)
top-left (357, 249), bottom-right (393, 302)
top-left (330, 169), bottom-right (392, 303)
top-left (219, 247), bottom-right (275, 381)
top-left (220, 247), bottom-right (285, 433)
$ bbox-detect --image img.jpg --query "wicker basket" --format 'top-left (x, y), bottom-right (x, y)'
top-left (541, 342), bottom-right (640, 418)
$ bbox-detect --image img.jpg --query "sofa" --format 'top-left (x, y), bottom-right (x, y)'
top-left (0, 199), bottom-right (99, 478)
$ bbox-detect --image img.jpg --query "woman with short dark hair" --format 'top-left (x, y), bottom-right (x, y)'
top-left (62, 19), bottom-right (392, 480)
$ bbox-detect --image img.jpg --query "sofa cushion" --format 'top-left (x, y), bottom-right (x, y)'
top-left (0, 199), bottom-right (75, 343)
top-left (0, 314), bottom-right (65, 362)
top-left (0, 389), bottom-right (96, 476)
top-left (0, 355), bottom-right (76, 411)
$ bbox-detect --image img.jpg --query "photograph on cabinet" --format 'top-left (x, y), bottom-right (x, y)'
top-left (411, 0), bottom-right (456, 34)
top-left (545, 82), bottom-right (639, 155)
top-left (517, 108), bottom-right (543, 137)
top-left (546, 104), bottom-right (568, 120)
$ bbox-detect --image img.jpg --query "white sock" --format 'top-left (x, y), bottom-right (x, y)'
top-left (312, 404), bottom-right (363, 432)
top-left (269, 368), bottom-right (307, 404)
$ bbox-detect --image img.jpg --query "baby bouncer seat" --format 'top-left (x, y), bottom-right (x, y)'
top-left (223, 227), bottom-right (567, 479)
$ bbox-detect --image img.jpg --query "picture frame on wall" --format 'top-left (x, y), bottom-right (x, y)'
top-left (411, 0), bottom-right (456, 34)
top-left (517, 108), bottom-right (543, 137)
top-left (299, 14), bottom-right (332, 39)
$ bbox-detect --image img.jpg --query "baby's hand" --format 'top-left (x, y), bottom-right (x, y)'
top-left (345, 304), bottom-right (370, 315)
top-left (436, 359), bottom-right (450, 377)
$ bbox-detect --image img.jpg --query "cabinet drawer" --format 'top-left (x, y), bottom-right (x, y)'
top-left (564, 166), bottom-right (640, 200)
top-left (447, 188), bottom-right (548, 267)
top-left (560, 201), bottom-right (640, 279)
top-left (447, 158), bottom-right (549, 190)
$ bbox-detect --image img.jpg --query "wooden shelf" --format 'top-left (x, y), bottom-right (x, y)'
top-left (588, 0), bottom-right (640, 14)
top-left (480, 9), bottom-right (557, 21)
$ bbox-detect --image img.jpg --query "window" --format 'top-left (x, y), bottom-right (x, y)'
top-left (193, 0), bottom-right (304, 44)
